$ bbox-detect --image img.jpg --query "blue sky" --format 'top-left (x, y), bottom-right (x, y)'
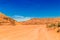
top-left (0, 0), bottom-right (60, 21)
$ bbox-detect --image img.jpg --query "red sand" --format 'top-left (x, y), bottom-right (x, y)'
top-left (0, 25), bottom-right (60, 40)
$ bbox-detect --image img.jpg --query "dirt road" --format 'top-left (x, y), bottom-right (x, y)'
top-left (0, 25), bottom-right (60, 40)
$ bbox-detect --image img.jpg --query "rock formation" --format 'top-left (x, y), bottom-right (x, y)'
top-left (0, 12), bottom-right (60, 26)
top-left (0, 12), bottom-right (60, 32)
top-left (20, 18), bottom-right (60, 25)
top-left (0, 12), bottom-right (16, 25)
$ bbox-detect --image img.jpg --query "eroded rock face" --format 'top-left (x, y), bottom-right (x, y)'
top-left (20, 18), bottom-right (60, 25)
top-left (0, 12), bottom-right (60, 25)
top-left (0, 13), bottom-right (16, 25)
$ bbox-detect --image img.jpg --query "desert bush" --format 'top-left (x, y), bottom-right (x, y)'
top-left (57, 22), bottom-right (60, 27)
top-left (48, 24), bottom-right (56, 28)
top-left (57, 30), bottom-right (60, 32)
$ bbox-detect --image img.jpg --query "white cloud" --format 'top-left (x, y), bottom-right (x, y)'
top-left (11, 15), bottom-right (33, 22)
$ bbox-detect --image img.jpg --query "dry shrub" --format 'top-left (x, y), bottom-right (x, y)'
top-left (48, 23), bottom-right (56, 28)
top-left (57, 22), bottom-right (60, 27)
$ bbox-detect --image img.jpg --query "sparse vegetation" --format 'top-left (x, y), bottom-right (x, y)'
top-left (47, 22), bottom-right (60, 33)
top-left (57, 29), bottom-right (60, 33)
top-left (48, 23), bottom-right (56, 28)
top-left (56, 22), bottom-right (60, 33)
top-left (57, 22), bottom-right (60, 27)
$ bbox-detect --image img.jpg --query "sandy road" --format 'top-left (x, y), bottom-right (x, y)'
top-left (0, 25), bottom-right (60, 40)
top-left (39, 26), bottom-right (56, 40)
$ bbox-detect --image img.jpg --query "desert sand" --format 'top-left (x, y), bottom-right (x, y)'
top-left (0, 25), bottom-right (60, 40)
top-left (0, 13), bottom-right (60, 40)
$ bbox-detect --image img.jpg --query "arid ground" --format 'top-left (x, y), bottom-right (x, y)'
top-left (0, 13), bottom-right (60, 40)
top-left (0, 25), bottom-right (60, 40)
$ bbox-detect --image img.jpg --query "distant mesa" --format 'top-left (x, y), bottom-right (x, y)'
top-left (20, 18), bottom-right (60, 25)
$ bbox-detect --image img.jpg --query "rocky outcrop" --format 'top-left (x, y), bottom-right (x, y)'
top-left (0, 13), bottom-right (16, 25)
top-left (0, 12), bottom-right (60, 25)
top-left (20, 18), bottom-right (60, 25)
